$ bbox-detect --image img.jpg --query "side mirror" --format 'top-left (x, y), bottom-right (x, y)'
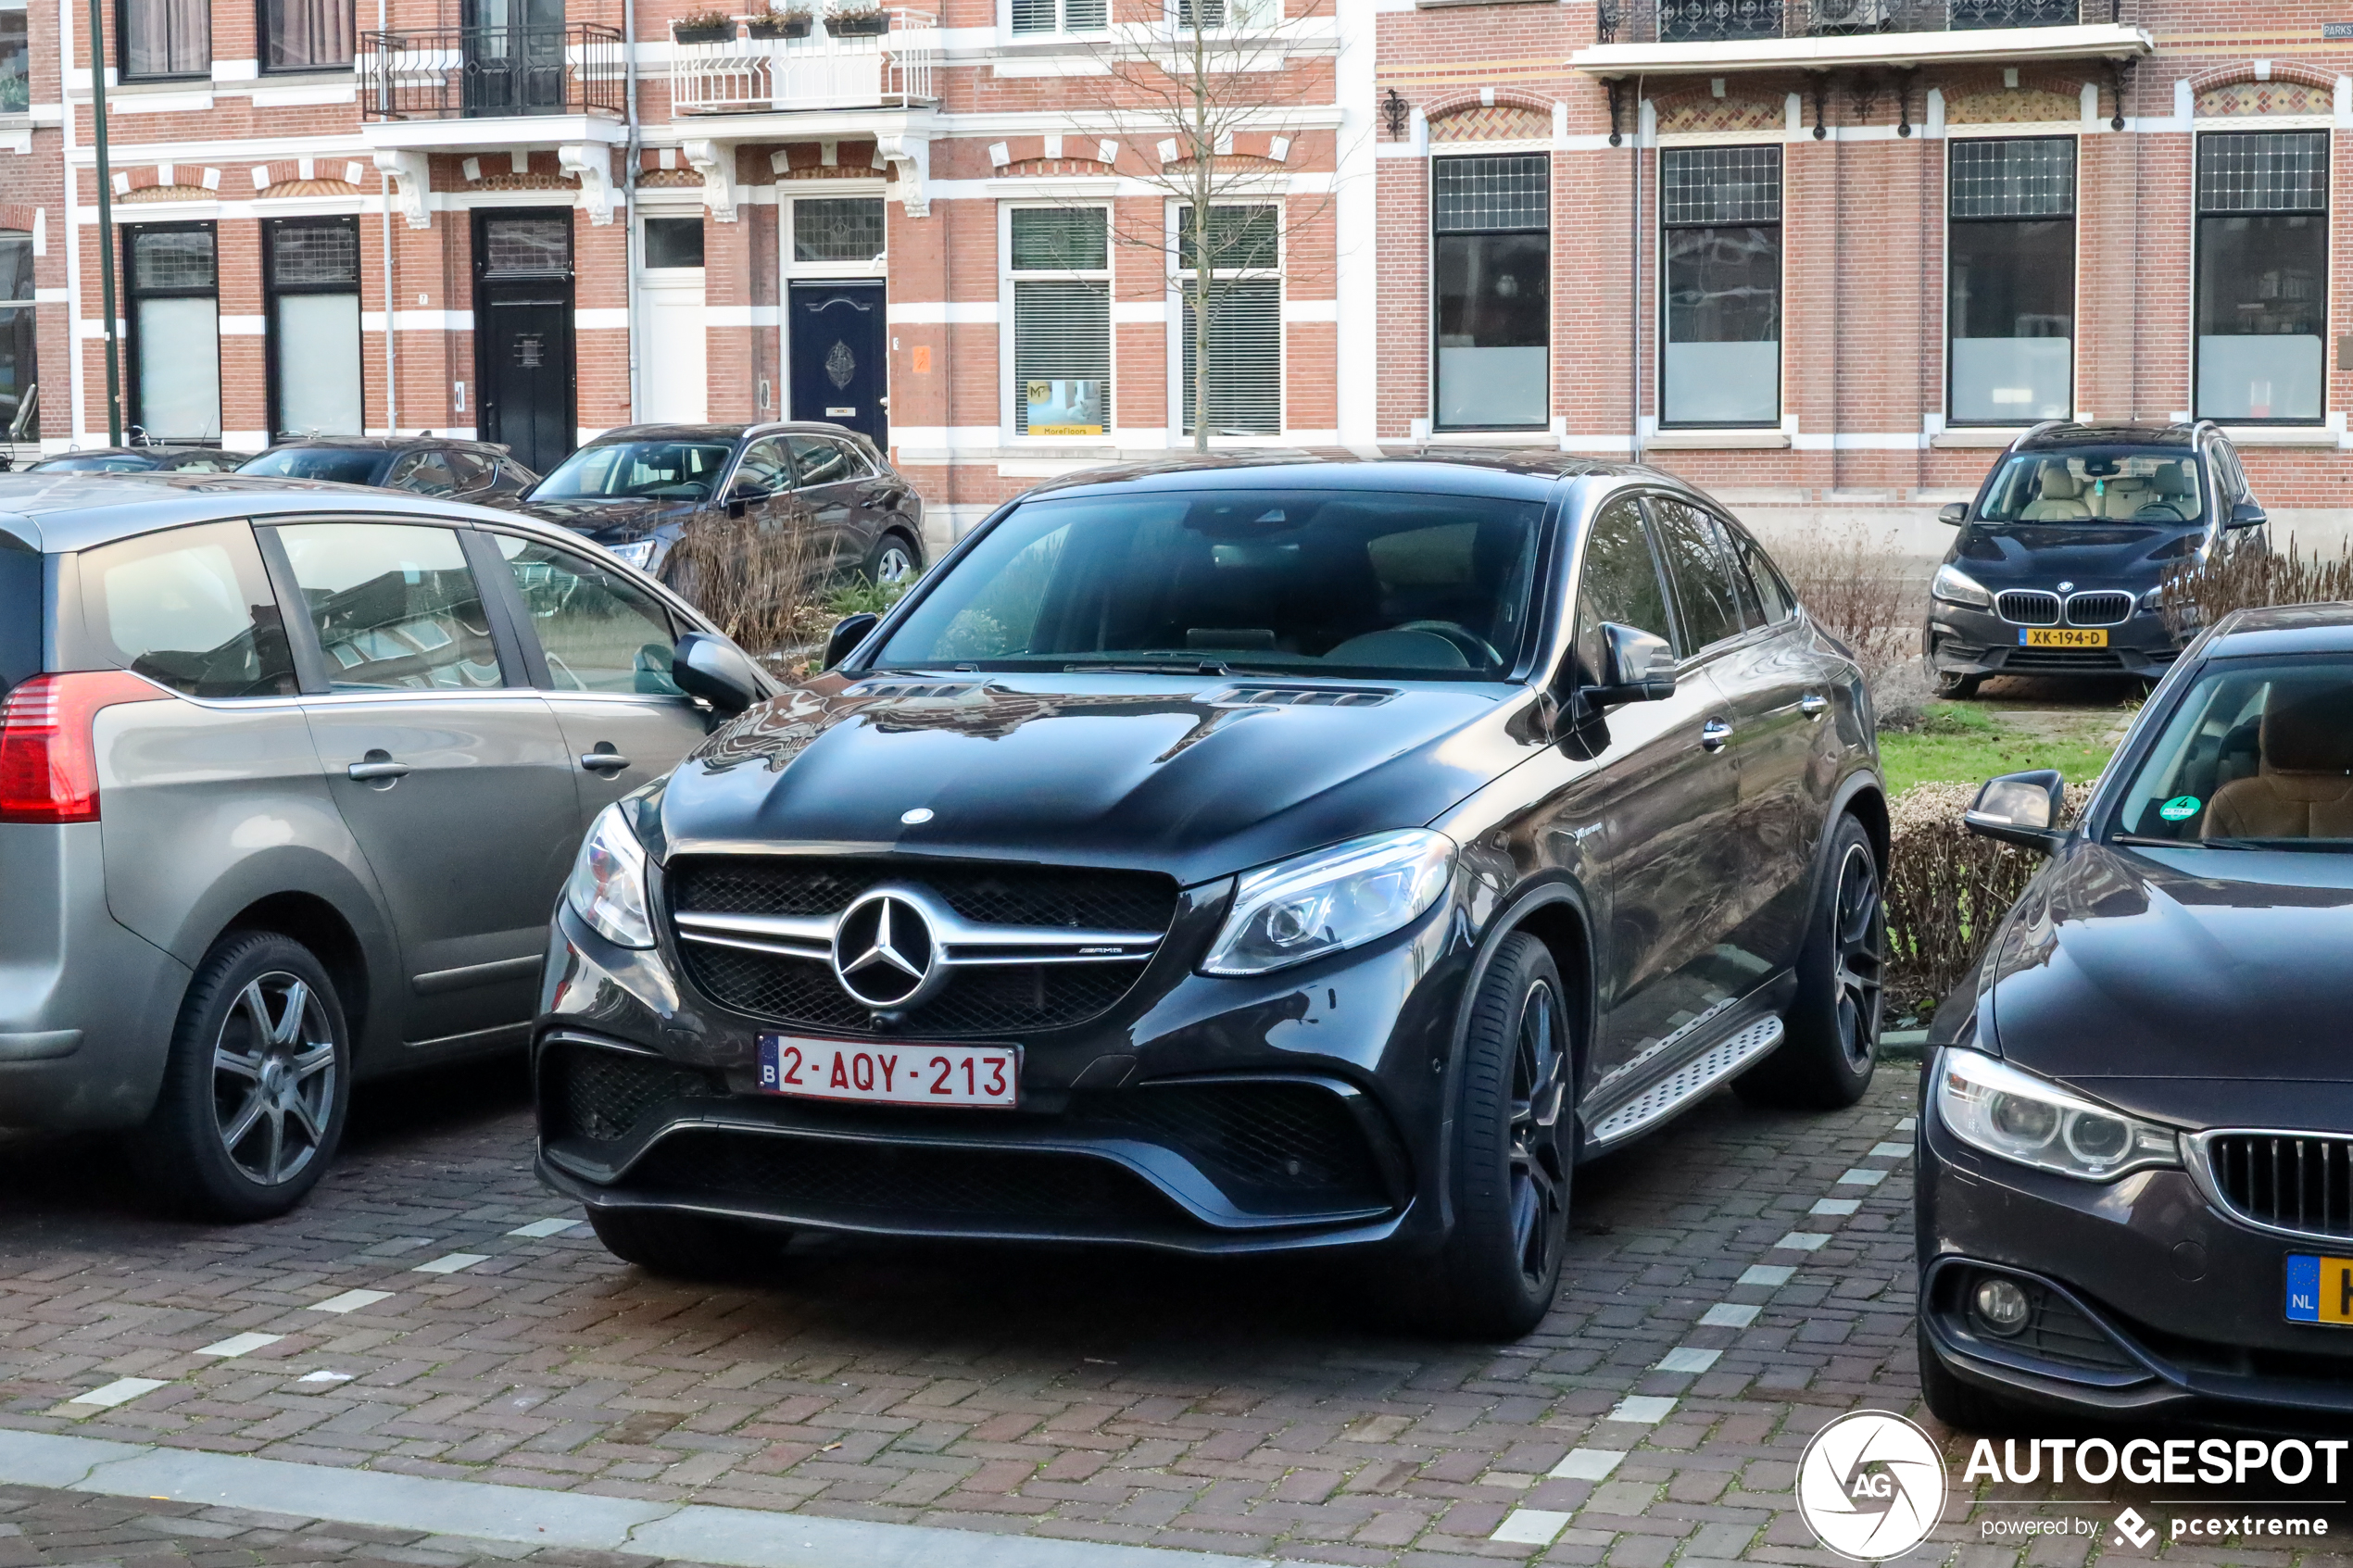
top-left (1938, 502), bottom-right (1969, 525)
top-left (673, 631), bottom-right (764, 716)
top-left (824, 611), bottom-right (879, 671)
top-left (1963, 769), bottom-right (2067, 854)
top-left (1587, 622), bottom-right (1677, 708)
top-left (724, 478), bottom-right (770, 518)
top-left (2227, 499), bottom-right (2269, 531)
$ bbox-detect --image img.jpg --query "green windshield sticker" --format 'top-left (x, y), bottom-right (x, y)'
top-left (2159, 795), bottom-right (2202, 822)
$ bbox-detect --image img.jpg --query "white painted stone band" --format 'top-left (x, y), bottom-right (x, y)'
top-left (0, 1429), bottom-right (1298, 1568)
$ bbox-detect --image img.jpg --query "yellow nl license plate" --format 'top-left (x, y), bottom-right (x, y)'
top-left (2285, 1254), bottom-right (2353, 1325)
top-left (2021, 628), bottom-right (2108, 648)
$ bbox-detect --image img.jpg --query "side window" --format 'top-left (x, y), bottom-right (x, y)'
top-left (828, 437), bottom-right (877, 480)
top-left (78, 520), bottom-right (298, 697)
top-left (1647, 497), bottom-right (1743, 655)
top-left (1714, 511), bottom-right (1766, 630)
top-left (786, 432), bottom-right (853, 487)
top-left (734, 438), bottom-right (794, 495)
top-left (493, 535), bottom-right (684, 696)
top-left (1574, 498), bottom-right (1675, 684)
top-left (445, 449), bottom-right (493, 488)
top-left (272, 522), bottom-right (506, 691)
top-left (386, 449), bottom-right (459, 496)
top-left (2213, 445), bottom-right (2248, 506)
top-left (1731, 525), bottom-right (1795, 621)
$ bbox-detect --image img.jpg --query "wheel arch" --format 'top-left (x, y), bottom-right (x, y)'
top-left (214, 892), bottom-right (372, 1062)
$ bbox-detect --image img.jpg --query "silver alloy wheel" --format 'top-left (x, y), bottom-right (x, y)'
top-left (210, 972), bottom-right (337, 1186)
top-left (1831, 842), bottom-right (1886, 1070)
top-left (875, 542), bottom-right (915, 583)
top-left (1507, 976), bottom-right (1567, 1287)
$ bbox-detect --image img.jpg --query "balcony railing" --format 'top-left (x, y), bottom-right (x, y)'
top-left (669, 10), bottom-right (937, 113)
top-left (1598, 0), bottom-right (2111, 44)
top-left (360, 24), bottom-right (624, 120)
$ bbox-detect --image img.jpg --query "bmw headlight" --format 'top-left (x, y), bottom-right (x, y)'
top-left (1935, 1048), bottom-right (2179, 1181)
top-left (609, 538), bottom-right (662, 572)
top-left (1202, 831), bottom-right (1456, 977)
top-left (1931, 564), bottom-right (1993, 609)
top-left (564, 803), bottom-right (655, 948)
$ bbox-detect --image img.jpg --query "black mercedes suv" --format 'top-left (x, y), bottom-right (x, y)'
top-left (534, 454), bottom-right (1888, 1336)
top-left (1924, 421), bottom-right (2268, 696)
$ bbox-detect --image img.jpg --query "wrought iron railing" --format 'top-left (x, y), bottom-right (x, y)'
top-left (359, 24), bottom-right (624, 119)
top-left (669, 9), bottom-right (937, 113)
top-left (1598, 0), bottom-right (2104, 44)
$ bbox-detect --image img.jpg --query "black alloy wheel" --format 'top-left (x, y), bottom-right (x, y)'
top-left (1420, 932), bottom-right (1573, 1339)
top-left (1736, 814), bottom-right (1884, 1109)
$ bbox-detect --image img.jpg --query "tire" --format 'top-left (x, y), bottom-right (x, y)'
top-left (1417, 933), bottom-right (1574, 1340)
top-left (1934, 670), bottom-right (1982, 699)
top-left (862, 532), bottom-right (919, 586)
top-left (1736, 814), bottom-right (1884, 1110)
top-left (588, 1207), bottom-right (786, 1280)
top-left (1918, 1323), bottom-right (2043, 1435)
top-left (132, 932), bottom-right (351, 1222)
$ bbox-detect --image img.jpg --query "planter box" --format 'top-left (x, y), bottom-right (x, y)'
top-left (673, 24), bottom-right (735, 42)
top-left (828, 14), bottom-right (888, 33)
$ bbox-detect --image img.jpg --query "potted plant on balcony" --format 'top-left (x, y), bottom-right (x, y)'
top-left (748, 4), bottom-right (811, 37)
top-left (673, 9), bottom-right (736, 44)
top-left (827, 1), bottom-right (888, 34)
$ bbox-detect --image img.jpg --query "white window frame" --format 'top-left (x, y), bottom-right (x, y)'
top-left (1000, 0), bottom-right (1109, 40)
top-left (1000, 200), bottom-right (1116, 445)
top-left (782, 186), bottom-right (890, 283)
top-left (1165, 198), bottom-right (1284, 442)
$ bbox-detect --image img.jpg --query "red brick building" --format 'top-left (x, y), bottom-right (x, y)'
top-left (0, 0), bottom-right (2348, 548)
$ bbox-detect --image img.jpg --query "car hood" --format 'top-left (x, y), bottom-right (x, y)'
top-left (1985, 840), bottom-right (2353, 1124)
top-left (1948, 521), bottom-right (2204, 590)
top-left (520, 495), bottom-right (698, 539)
top-left (643, 671), bottom-right (1537, 886)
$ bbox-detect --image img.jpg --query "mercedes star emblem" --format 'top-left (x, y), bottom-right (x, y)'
top-left (831, 890), bottom-right (941, 1009)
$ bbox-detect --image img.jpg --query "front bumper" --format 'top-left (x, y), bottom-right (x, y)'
top-left (1924, 599), bottom-right (2182, 679)
top-left (1917, 1078), bottom-right (2353, 1422)
top-left (534, 886), bottom-right (1469, 1256)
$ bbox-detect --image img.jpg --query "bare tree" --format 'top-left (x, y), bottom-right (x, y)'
top-left (1028, 0), bottom-right (1337, 453)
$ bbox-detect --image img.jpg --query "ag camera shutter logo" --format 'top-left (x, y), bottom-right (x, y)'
top-left (1796, 1411), bottom-right (1948, 1561)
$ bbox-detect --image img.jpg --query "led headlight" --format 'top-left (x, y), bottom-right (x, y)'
top-left (1935, 1048), bottom-right (2179, 1181)
top-left (1202, 830), bottom-right (1455, 977)
top-left (1931, 564), bottom-right (1994, 609)
top-left (564, 802), bottom-right (655, 948)
top-left (609, 538), bottom-right (663, 572)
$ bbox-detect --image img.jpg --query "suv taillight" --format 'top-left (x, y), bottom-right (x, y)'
top-left (0, 672), bottom-right (172, 823)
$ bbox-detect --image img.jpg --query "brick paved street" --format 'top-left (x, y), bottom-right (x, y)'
top-left (0, 1060), bottom-right (2345, 1568)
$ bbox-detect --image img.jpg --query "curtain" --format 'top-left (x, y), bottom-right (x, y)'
top-left (265, 0), bottom-right (353, 69)
top-left (121, 0), bottom-right (208, 78)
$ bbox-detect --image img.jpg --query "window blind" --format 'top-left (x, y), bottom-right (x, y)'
top-left (1013, 280), bottom-right (1110, 434)
top-left (1181, 279), bottom-right (1280, 435)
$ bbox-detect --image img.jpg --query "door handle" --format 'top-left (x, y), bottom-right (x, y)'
top-left (347, 755), bottom-right (411, 782)
top-left (1800, 693), bottom-right (1829, 719)
top-left (580, 751), bottom-right (631, 773)
top-left (1700, 719), bottom-right (1734, 752)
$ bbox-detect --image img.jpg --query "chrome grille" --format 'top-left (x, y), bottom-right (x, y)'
top-left (1997, 591), bottom-right (2061, 626)
top-left (2202, 1132), bottom-right (2353, 1241)
top-left (2065, 591), bottom-right (2133, 627)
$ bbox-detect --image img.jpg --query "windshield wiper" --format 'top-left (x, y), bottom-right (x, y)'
top-left (1068, 659), bottom-right (1231, 676)
top-left (2113, 834), bottom-right (2254, 850)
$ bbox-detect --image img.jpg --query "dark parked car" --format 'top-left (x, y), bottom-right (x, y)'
top-left (1923, 420), bottom-right (2267, 696)
top-left (0, 472), bottom-right (771, 1220)
top-left (1919, 603), bottom-right (2353, 1428)
top-left (519, 421), bottom-right (924, 586)
top-left (239, 438), bottom-right (537, 509)
top-left (534, 453), bottom-right (1887, 1336)
top-left (26, 445), bottom-right (253, 474)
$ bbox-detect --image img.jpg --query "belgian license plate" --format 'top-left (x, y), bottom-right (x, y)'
top-left (2284, 1253), bottom-right (2353, 1325)
top-left (2021, 627), bottom-right (2108, 648)
top-left (756, 1034), bottom-right (1020, 1109)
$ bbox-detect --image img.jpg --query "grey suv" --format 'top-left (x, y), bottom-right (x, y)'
top-left (0, 473), bottom-right (773, 1218)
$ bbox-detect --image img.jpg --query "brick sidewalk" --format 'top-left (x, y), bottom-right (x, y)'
top-left (1, 1058), bottom-right (2271, 1568)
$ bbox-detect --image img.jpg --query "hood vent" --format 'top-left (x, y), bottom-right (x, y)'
top-left (844, 680), bottom-right (984, 700)
top-left (1215, 684), bottom-right (1399, 709)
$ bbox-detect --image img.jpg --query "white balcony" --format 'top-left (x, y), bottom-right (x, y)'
top-left (670, 11), bottom-right (937, 114)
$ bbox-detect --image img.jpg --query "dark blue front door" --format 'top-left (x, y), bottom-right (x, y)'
top-left (789, 281), bottom-right (886, 446)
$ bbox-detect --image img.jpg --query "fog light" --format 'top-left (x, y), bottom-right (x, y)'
top-left (1971, 1276), bottom-right (2031, 1336)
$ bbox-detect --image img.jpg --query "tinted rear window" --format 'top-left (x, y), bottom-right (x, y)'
top-left (0, 532), bottom-right (38, 696)
top-left (239, 447), bottom-right (389, 485)
top-left (77, 521), bottom-right (298, 697)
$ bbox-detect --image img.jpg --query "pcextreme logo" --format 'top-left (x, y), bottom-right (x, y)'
top-left (1795, 1411), bottom-right (1949, 1561)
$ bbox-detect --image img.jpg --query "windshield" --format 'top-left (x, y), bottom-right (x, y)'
top-left (1978, 447), bottom-right (2205, 524)
top-left (31, 454), bottom-right (159, 471)
top-left (531, 440), bottom-right (736, 502)
top-left (2109, 656), bottom-right (2353, 848)
top-left (239, 448), bottom-right (390, 484)
top-left (872, 489), bottom-right (1546, 680)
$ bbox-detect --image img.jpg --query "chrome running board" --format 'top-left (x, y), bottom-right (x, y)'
top-left (1585, 1015), bottom-right (1785, 1149)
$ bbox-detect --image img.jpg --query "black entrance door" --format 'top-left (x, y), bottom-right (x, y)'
top-left (788, 281), bottom-right (887, 445)
top-left (473, 211), bottom-right (574, 475)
